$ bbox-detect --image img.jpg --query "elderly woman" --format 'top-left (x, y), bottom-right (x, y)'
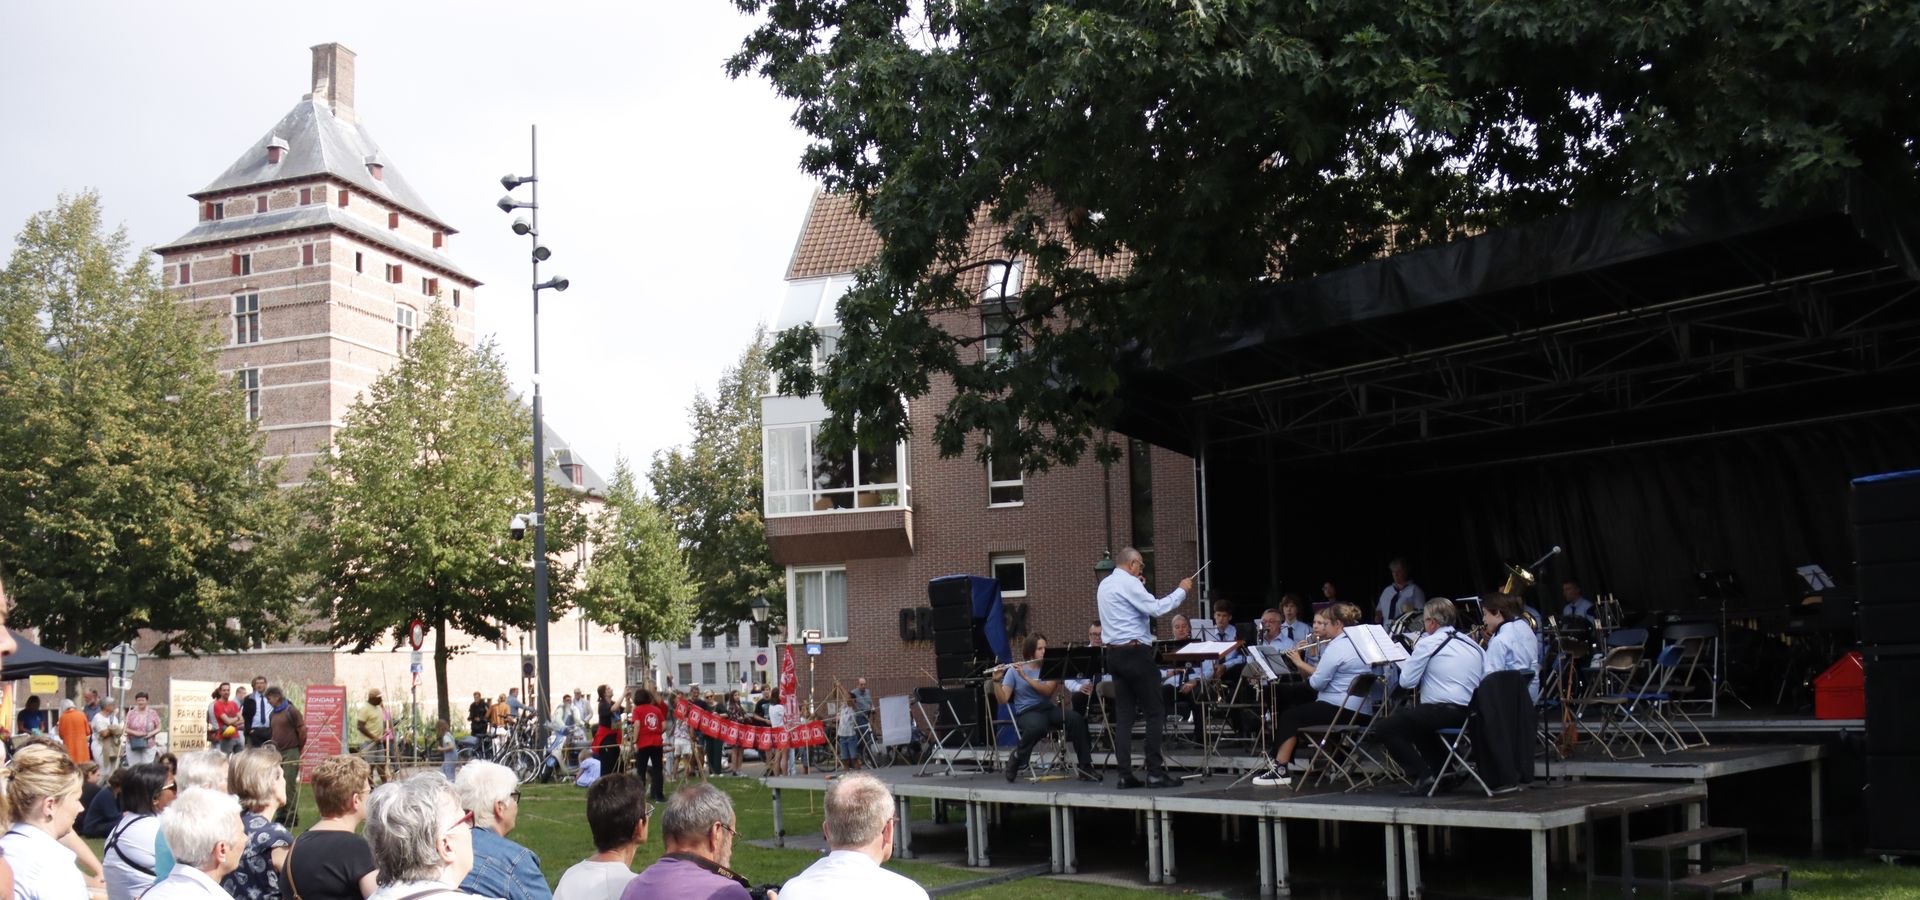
top-left (123, 694), bottom-right (162, 767)
top-left (144, 789), bottom-right (246, 900)
top-left (365, 773), bottom-right (474, 900)
top-left (1, 744), bottom-right (89, 900)
top-left (175, 750), bottom-right (229, 794)
top-left (454, 761), bottom-right (549, 900)
top-left (103, 763), bottom-right (176, 900)
top-left (220, 748), bottom-right (292, 900)
top-left (91, 696), bottom-right (125, 774)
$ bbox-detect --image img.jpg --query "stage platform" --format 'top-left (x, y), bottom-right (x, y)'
top-left (767, 765), bottom-right (1707, 899)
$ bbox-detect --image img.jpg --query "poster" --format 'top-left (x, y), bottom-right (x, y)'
top-left (298, 685), bottom-right (347, 784)
top-left (169, 679), bottom-right (221, 753)
top-left (878, 695), bottom-right (911, 747)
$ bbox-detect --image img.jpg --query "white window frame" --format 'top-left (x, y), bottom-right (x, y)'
top-left (787, 565), bottom-right (849, 641)
top-left (987, 448), bottom-right (1024, 507)
top-left (236, 368), bottom-right (261, 422)
top-left (982, 260), bottom-right (1023, 300)
top-left (395, 304), bottom-right (417, 353)
top-left (678, 663), bottom-right (693, 686)
top-left (232, 294), bottom-right (260, 345)
top-left (991, 553), bottom-right (1028, 599)
top-left (702, 661), bottom-right (717, 685)
top-left (763, 423), bottom-right (907, 517)
top-left (981, 260), bottom-right (1023, 360)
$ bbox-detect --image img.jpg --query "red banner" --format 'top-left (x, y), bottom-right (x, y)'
top-left (780, 645), bottom-right (798, 719)
top-left (297, 686), bottom-right (346, 784)
top-left (673, 698), bottom-right (824, 748)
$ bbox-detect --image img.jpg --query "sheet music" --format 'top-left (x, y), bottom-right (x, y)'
top-left (1178, 640), bottom-right (1240, 657)
top-left (1344, 625), bottom-right (1410, 665)
top-left (1796, 565), bottom-right (1836, 591)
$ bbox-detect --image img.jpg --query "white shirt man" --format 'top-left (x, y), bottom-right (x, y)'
top-left (778, 774), bottom-right (928, 900)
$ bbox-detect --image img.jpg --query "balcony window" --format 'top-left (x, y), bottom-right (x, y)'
top-left (764, 423), bottom-right (905, 515)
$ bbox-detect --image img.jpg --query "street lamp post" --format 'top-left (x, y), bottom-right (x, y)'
top-left (498, 125), bottom-right (569, 745)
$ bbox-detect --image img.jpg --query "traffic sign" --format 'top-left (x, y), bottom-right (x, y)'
top-left (409, 650), bottom-right (424, 673)
top-left (805, 642), bottom-right (823, 656)
top-left (108, 642), bottom-right (138, 674)
top-left (408, 620), bottom-right (425, 651)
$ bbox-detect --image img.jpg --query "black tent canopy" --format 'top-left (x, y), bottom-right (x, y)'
top-left (4, 631), bottom-right (110, 680)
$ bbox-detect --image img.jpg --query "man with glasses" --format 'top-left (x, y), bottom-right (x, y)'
top-left (1096, 547), bottom-right (1193, 789)
top-left (555, 774), bottom-right (651, 900)
top-left (454, 761), bottom-right (550, 900)
top-left (623, 783), bottom-right (767, 900)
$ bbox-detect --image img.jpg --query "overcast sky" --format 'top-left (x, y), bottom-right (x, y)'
top-left (0, 3), bottom-right (816, 481)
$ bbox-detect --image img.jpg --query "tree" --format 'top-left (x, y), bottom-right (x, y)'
top-left (728, 0), bottom-right (1920, 470)
top-left (649, 329), bottom-right (784, 633)
top-left (576, 459), bottom-right (698, 683)
top-left (297, 309), bottom-right (586, 722)
top-left (0, 192), bottom-right (303, 657)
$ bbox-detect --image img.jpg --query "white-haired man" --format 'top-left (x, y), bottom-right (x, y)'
top-left (144, 788), bottom-right (246, 900)
top-left (455, 761), bottom-right (550, 900)
top-left (778, 774), bottom-right (925, 899)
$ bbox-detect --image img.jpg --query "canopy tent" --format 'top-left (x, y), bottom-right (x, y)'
top-left (4, 631), bottom-right (110, 680)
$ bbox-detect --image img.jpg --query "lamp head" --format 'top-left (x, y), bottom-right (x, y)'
top-left (511, 218), bottom-right (535, 236)
top-left (501, 173), bottom-right (536, 190)
top-left (749, 596), bottom-right (771, 623)
top-left (532, 245), bottom-right (552, 262)
top-left (497, 195), bottom-right (533, 214)
top-left (536, 276), bottom-right (569, 292)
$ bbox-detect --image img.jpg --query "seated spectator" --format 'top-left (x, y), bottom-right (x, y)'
top-left (778, 773), bottom-right (927, 900)
top-left (553, 773), bottom-right (649, 900)
top-left (623, 783), bottom-right (764, 900)
top-left (144, 789), bottom-right (246, 900)
top-left (2, 744), bottom-right (88, 900)
top-left (78, 766), bottom-right (124, 838)
top-left (285, 755), bottom-right (378, 900)
top-left (175, 750), bottom-right (229, 793)
top-left (455, 761), bottom-right (550, 900)
top-left (221, 747), bottom-right (293, 900)
top-left (76, 761), bottom-right (103, 824)
top-left (365, 773), bottom-right (472, 900)
top-left (104, 763), bottom-right (176, 900)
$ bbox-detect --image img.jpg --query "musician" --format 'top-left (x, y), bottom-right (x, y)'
top-left (1271, 596), bottom-right (1310, 647)
top-left (1482, 592), bottom-right (1542, 703)
top-left (994, 634), bottom-right (1099, 783)
top-left (1096, 547), bottom-right (1193, 789)
top-left (1064, 622), bottom-right (1106, 717)
top-left (1204, 600), bottom-right (1247, 685)
top-left (1253, 603), bottom-right (1373, 787)
top-left (1376, 559), bottom-right (1427, 625)
top-left (1164, 615), bottom-right (1202, 716)
top-left (1561, 580), bottom-right (1596, 625)
top-left (1378, 599), bottom-right (1485, 795)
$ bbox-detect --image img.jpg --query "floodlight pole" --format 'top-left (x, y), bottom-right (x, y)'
top-left (527, 124), bottom-right (554, 746)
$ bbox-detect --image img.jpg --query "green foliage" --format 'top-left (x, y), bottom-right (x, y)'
top-left (648, 329), bottom-right (784, 632)
top-left (0, 192), bottom-right (304, 657)
top-left (296, 309), bottom-right (587, 722)
top-left (577, 458), bottom-right (699, 675)
top-left (729, 0), bottom-right (1920, 470)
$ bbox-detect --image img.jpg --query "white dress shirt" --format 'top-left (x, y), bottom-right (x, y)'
top-left (1376, 581), bottom-right (1426, 624)
top-left (105, 814), bottom-right (163, 900)
top-left (552, 859), bottom-right (636, 900)
top-left (1396, 626), bottom-right (1485, 707)
top-left (2, 821), bottom-right (87, 900)
top-left (1307, 634), bottom-right (1375, 714)
top-left (777, 850), bottom-right (929, 900)
top-left (1096, 570), bottom-right (1186, 646)
top-left (1484, 619), bottom-right (1542, 703)
top-left (142, 865), bottom-right (235, 900)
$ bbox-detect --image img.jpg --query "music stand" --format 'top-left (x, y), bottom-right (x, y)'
top-left (1165, 640), bottom-right (1241, 779)
top-left (1694, 570), bottom-right (1751, 715)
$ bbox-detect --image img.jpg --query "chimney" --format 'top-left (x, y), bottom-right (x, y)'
top-left (265, 136), bottom-right (289, 164)
top-left (306, 42), bottom-right (357, 122)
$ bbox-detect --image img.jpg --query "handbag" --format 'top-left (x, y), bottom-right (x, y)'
top-left (128, 735), bottom-right (150, 751)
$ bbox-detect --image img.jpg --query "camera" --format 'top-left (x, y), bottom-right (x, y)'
top-left (509, 514), bottom-right (527, 541)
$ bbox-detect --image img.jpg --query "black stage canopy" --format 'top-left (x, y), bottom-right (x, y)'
top-left (1116, 177), bottom-right (1920, 635)
top-left (5, 631), bottom-right (110, 680)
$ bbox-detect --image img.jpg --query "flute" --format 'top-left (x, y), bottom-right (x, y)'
top-left (985, 657), bottom-right (1046, 675)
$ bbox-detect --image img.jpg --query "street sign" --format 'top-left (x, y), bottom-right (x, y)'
top-left (110, 676), bottom-right (132, 692)
top-left (108, 642), bottom-right (138, 674)
top-left (409, 650), bottom-right (424, 674)
top-left (805, 642), bottom-right (823, 656)
top-left (408, 620), bottom-right (425, 651)
top-left (754, 652), bottom-right (770, 668)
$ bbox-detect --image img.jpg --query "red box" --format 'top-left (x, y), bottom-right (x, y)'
top-left (1814, 651), bottom-right (1865, 720)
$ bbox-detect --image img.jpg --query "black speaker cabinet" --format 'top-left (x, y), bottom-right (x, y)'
top-left (1858, 562), bottom-right (1920, 608)
top-left (1867, 754), bottom-right (1920, 855)
top-left (929, 576), bottom-right (972, 609)
top-left (1865, 652), bottom-right (1920, 755)
top-left (929, 603), bottom-right (972, 632)
top-left (1856, 519), bottom-right (1920, 567)
top-left (934, 652), bottom-right (977, 682)
top-left (1857, 604), bottom-right (1920, 646)
top-left (1853, 471), bottom-right (1920, 525)
top-left (932, 627), bottom-right (975, 657)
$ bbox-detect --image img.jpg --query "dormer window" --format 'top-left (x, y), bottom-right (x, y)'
top-left (365, 154), bottom-right (384, 182)
top-left (255, 195), bottom-right (268, 214)
top-left (265, 137), bottom-right (289, 164)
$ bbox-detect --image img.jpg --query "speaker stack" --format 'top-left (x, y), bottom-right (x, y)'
top-left (1853, 469), bottom-right (1920, 855)
top-left (928, 576), bottom-right (981, 681)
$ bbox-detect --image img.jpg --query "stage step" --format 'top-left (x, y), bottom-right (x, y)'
top-left (1671, 862), bottom-right (1789, 894)
top-left (1629, 825), bottom-right (1746, 852)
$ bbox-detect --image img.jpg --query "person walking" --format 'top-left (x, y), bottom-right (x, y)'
top-left (122, 695), bottom-right (162, 767)
top-left (629, 690), bottom-right (665, 802)
top-left (262, 687), bottom-right (305, 828)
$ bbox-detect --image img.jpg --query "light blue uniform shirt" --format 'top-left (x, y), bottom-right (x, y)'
top-left (1396, 626), bottom-right (1484, 707)
top-left (1308, 633), bottom-right (1375, 714)
top-left (1204, 622), bottom-right (1245, 667)
top-left (1271, 620), bottom-right (1310, 648)
top-left (1562, 597), bottom-right (1596, 624)
top-left (1097, 569), bottom-right (1187, 645)
top-left (1485, 620), bottom-right (1542, 703)
top-left (1001, 664), bottom-right (1051, 715)
top-left (1377, 581), bottom-right (1426, 624)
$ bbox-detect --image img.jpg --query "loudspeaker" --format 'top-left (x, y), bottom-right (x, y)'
top-left (934, 652), bottom-right (977, 681)
top-left (930, 603), bottom-right (971, 632)
top-left (932, 627), bottom-right (975, 656)
top-left (1854, 471), bottom-right (1920, 525)
top-left (929, 576), bottom-right (972, 610)
top-left (1865, 652), bottom-right (1920, 754)
top-left (1856, 519), bottom-right (1920, 566)
top-left (1858, 562), bottom-right (1920, 608)
top-left (1867, 754), bottom-right (1920, 854)
top-left (1856, 604), bottom-right (1920, 646)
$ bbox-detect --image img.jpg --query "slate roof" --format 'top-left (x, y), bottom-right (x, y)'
top-left (192, 98), bottom-right (452, 232)
top-left (542, 420), bottom-right (609, 496)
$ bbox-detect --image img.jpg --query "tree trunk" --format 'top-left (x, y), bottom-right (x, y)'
top-left (434, 617), bottom-right (451, 725)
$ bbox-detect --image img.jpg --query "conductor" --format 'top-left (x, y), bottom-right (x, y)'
top-left (1097, 547), bottom-right (1194, 789)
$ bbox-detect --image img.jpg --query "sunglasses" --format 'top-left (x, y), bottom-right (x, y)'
top-left (161, 783), bottom-right (178, 793)
top-left (443, 809), bottom-right (476, 834)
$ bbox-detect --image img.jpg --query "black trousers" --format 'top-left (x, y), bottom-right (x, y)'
top-left (1378, 702), bottom-right (1469, 780)
top-left (634, 746), bottom-right (664, 800)
top-left (1106, 644), bottom-right (1166, 775)
top-left (1275, 700), bottom-right (1348, 749)
top-left (1011, 705), bottom-right (1093, 770)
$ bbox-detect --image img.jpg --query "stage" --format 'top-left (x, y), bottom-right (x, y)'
top-left (767, 759), bottom-right (1738, 899)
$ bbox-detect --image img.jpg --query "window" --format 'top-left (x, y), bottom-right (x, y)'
top-left (763, 423), bottom-right (905, 514)
top-left (702, 632), bottom-right (716, 649)
top-left (395, 305), bottom-right (416, 353)
top-left (702, 662), bottom-right (717, 685)
top-left (354, 252), bottom-right (364, 274)
top-left (725, 629), bottom-right (740, 649)
top-left (726, 661), bottom-right (741, 685)
top-left (988, 449), bottom-right (1024, 505)
top-left (578, 620), bottom-right (590, 651)
top-left (678, 663), bottom-right (693, 686)
top-left (232, 294), bottom-right (260, 345)
top-left (982, 260), bottom-right (1023, 299)
top-left (678, 635), bottom-right (693, 650)
top-left (432, 231), bottom-right (444, 249)
top-left (236, 368), bottom-right (261, 422)
top-left (423, 277), bottom-right (438, 297)
top-left (991, 554), bottom-right (1027, 598)
top-left (177, 262), bottom-right (191, 285)
top-left (982, 303), bottom-right (1018, 360)
top-left (388, 212), bottom-right (400, 230)
top-left (299, 187), bottom-right (312, 205)
top-left (385, 263), bottom-right (403, 284)
top-left (790, 566), bottom-right (848, 640)
top-left (302, 244), bottom-right (314, 266)
top-left (210, 201), bottom-right (225, 221)
top-left (255, 195), bottom-right (267, 214)
top-left (452, 288), bottom-right (461, 308)
top-left (231, 253), bottom-right (252, 276)
top-left (338, 190), bottom-right (349, 208)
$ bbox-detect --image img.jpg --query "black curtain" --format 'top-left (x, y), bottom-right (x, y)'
top-left (1205, 412), bottom-right (1920, 618)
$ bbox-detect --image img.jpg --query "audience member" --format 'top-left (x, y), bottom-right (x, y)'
top-left (553, 773), bottom-right (649, 900)
top-left (144, 788), bottom-right (246, 900)
top-left (239, 678), bottom-right (272, 748)
top-left (455, 761), bottom-right (550, 900)
top-left (623, 783), bottom-right (762, 900)
top-left (123, 694), bottom-right (161, 767)
top-left (221, 747), bottom-right (292, 900)
top-left (1, 744), bottom-right (89, 900)
top-left (103, 763), bottom-right (176, 900)
top-left (175, 751), bottom-right (229, 794)
top-left (91, 697), bottom-right (125, 774)
top-left (629, 689), bottom-right (666, 803)
top-left (285, 755), bottom-right (379, 900)
top-left (78, 766), bottom-right (124, 838)
top-left (364, 773), bottom-right (472, 900)
top-left (211, 684), bottom-right (244, 755)
top-left (56, 699), bottom-right (91, 765)
top-left (777, 773), bottom-right (925, 900)
top-left (574, 749), bottom-right (601, 788)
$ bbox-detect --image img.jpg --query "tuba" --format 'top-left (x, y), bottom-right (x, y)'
top-left (1502, 546), bottom-right (1563, 595)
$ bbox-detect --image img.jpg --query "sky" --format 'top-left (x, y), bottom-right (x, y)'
top-left (0, 2), bottom-right (817, 480)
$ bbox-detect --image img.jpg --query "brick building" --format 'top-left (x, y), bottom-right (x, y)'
top-left (762, 191), bottom-right (1203, 713)
top-left (115, 43), bottom-right (626, 726)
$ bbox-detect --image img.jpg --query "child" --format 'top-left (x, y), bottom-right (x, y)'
top-left (573, 747), bottom-right (601, 787)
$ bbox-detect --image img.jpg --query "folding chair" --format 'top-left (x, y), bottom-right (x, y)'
top-left (1657, 623), bottom-right (1718, 717)
top-left (1295, 673), bottom-right (1378, 792)
top-left (1640, 644), bottom-right (1711, 751)
top-left (914, 686), bottom-right (984, 776)
top-left (1594, 646), bottom-right (1673, 758)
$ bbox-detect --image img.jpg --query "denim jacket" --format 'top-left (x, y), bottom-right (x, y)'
top-left (460, 827), bottom-right (551, 900)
